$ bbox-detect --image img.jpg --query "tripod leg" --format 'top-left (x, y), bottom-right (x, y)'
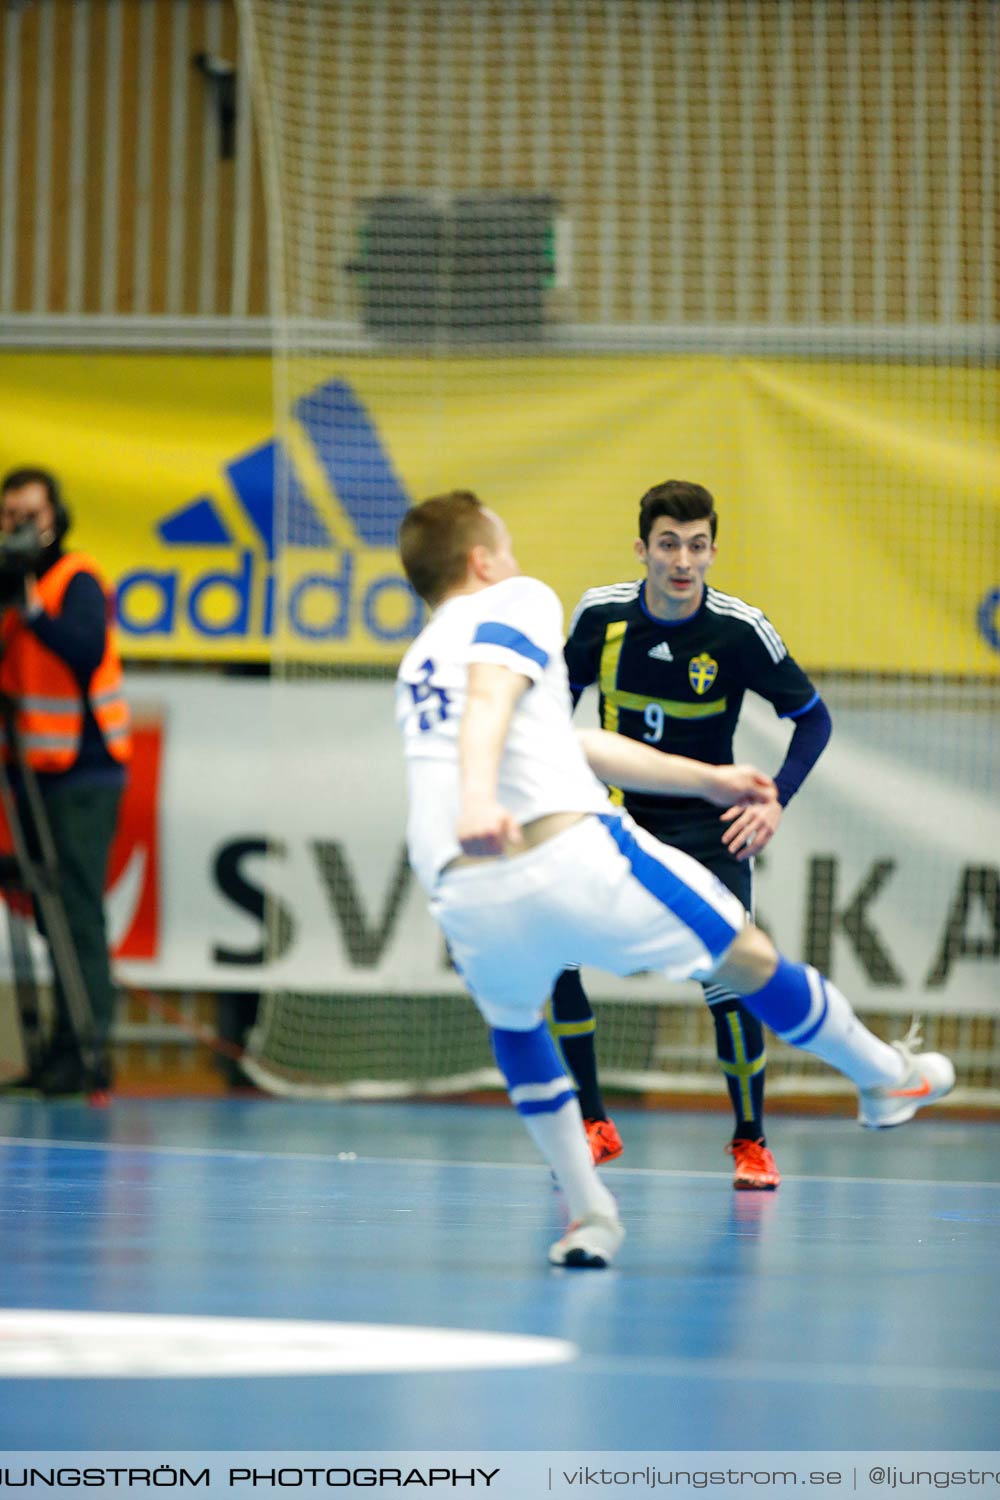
top-left (33, 886), bottom-right (100, 1078)
top-left (0, 755), bottom-right (102, 1083)
top-left (0, 702), bottom-right (121, 1091)
top-left (7, 905), bottom-right (45, 1071)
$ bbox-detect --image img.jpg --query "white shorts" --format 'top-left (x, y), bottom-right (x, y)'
top-left (429, 811), bottom-right (746, 1031)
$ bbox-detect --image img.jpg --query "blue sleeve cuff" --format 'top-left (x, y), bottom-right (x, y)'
top-left (472, 622), bottom-right (549, 671)
top-left (781, 689), bottom-right (820, 720)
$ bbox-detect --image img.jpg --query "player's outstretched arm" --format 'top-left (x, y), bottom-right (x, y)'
top-left (457, 661), bottom-right (531, 855)
top-left (578, 728), bottom-right (776, 808)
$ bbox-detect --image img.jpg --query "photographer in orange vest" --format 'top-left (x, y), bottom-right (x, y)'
top-left (0, 467), bottom-right (131, 1097)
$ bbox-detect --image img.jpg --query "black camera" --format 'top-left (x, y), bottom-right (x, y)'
top-left (0, 521), bottom-right (48, 609)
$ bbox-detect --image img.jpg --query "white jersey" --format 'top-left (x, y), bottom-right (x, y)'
top-left (396, 575), bottom-right (612, 890)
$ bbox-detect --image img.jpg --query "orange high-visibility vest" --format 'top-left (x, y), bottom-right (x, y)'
top-left (0, 551), bottom-right (131, 772)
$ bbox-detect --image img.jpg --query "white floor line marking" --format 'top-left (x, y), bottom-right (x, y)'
top-left (1, 1135), bottom-right (998, 1192)
top-left (0, 1308), bottom-right (576, 1379)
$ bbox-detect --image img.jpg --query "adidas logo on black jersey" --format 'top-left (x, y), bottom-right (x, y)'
top-left (647, 642), bottom-right (674, 663)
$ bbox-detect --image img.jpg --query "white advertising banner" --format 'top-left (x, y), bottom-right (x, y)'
top-left (11, 673), bottom-right (994, 1016)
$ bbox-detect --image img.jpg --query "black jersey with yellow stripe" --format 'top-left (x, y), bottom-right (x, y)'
top-left (564, 579), bottom-right (818, 833)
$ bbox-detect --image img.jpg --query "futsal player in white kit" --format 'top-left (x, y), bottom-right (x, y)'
top-left (395, 492), bottom-right (955, 1269)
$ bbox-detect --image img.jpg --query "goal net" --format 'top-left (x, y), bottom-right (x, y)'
top-left (236, 0), bottom-right (999, 1109)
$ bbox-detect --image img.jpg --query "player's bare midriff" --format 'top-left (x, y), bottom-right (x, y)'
top-left (443, 810), bottom-right (588, 871)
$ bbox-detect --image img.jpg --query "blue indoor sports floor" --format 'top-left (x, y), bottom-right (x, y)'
top-left (0, 1096), bottom-right (997, 1452)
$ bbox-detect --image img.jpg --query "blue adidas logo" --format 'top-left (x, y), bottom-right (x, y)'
top-left (115, 379), bottom-right (423, 647)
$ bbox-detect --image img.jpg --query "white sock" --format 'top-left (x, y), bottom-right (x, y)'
top-left (782, 972), bottom-right (906, 1089)
top-left (521, 1097), bottom-right (618, 1223)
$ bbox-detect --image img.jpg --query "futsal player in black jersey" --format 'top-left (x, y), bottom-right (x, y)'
top-left (553, 480), bottom-right (833, 1188)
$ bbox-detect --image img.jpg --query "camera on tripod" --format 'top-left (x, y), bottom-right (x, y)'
top-left (0, 521), bottom-right (48, 609)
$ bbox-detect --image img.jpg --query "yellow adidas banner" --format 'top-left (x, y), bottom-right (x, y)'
top-left (0, 352), bottom-right (996, 671)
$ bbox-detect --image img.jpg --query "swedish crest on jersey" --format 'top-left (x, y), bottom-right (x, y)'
top-left (688, 652), bottom-right (718, 695)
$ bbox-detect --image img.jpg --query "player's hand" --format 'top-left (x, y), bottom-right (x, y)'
top-left (704, 765), bottom-right (776, 809)
top-left (457, 800), bottom-right (525, 857)
top-left (720, 796), bottom-right (783, 862)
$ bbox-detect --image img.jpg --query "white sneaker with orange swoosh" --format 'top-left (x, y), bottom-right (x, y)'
top-left (857, 1021), bottom-right (956, 1128)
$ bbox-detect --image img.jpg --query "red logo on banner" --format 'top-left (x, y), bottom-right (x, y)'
top-left (107, 716), bottom-right (163, 960)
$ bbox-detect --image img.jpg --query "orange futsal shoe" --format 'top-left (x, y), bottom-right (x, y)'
top-left (726, 1137), bottom-right (781, 1191)
top-left (584, 1117), bottom-right (624, 1166)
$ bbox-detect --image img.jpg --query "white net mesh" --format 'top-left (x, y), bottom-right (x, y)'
top-left (236, 0), bottom-right (1000, 1108)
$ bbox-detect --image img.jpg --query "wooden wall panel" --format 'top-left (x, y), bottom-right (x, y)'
top-left (1, 0), bottom-right (995, 334)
